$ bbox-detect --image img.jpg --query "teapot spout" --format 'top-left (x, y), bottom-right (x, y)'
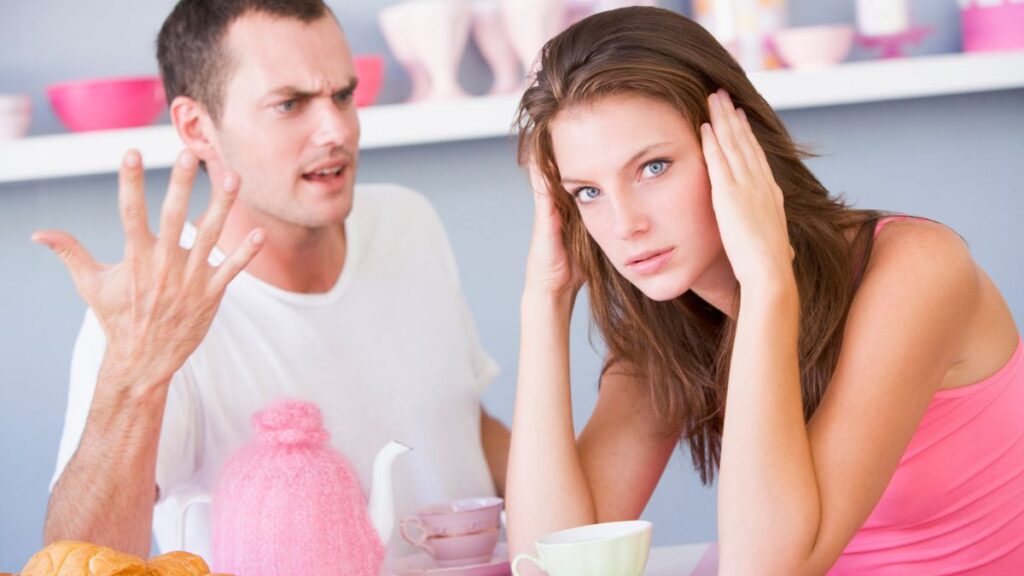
top-left (368, 440), bottom-right (412, 546)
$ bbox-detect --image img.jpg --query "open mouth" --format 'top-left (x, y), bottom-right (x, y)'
top-left (302, 166), bottom-right (346, 182)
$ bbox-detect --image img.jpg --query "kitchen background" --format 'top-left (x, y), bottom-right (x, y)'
top-left (1, 0), bottom-right (1022, 570)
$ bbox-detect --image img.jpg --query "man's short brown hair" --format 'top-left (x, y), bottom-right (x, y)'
top-left (156, 0), bottom-right (333, 121)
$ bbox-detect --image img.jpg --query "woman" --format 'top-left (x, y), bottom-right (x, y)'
top-left (506, 6), bottom-right (1024, 574)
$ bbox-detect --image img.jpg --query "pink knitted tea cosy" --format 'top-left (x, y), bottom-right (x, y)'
top-left (211, 399), bottom-right (385, 576)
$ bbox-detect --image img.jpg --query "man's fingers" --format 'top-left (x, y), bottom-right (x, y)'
top-left (118, 149), bottom-right (153, 254)
top-left (189, 172), bottom-right (240, 271)
top-left (158, 150), bottom-right (199, 255)
top-left (32, 229), bottom-right (103, 298)
top-left (210, 228), bottom-right (264, 291)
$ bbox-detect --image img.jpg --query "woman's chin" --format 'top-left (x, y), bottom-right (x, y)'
top-left (633, 277), bottom-right (690, 302)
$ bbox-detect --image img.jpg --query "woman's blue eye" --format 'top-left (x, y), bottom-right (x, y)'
top-left (576, 187), bottom-right (601, 203)
top-left (643, 160), bottom-right (669, 177)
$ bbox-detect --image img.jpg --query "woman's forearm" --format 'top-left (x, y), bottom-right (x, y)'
top-left (718, 278), bottom-right (820, 575)
top-left (507, 290), bottom-right (596, 560)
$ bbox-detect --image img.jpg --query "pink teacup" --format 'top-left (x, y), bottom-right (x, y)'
top-left (401, 496), bottom-right (503, 539)
top-left (416, 529), bottom-right (501, 567)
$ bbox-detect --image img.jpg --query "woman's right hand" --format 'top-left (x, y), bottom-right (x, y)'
top-left (523, 162), bottom-right (582, 301)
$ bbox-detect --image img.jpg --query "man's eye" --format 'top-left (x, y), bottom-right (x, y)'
top-left (276, 99), bottom-right (298, 113)
top-left (575, 187), bottom-right (601, 204)
top-left (333, 91), bottom-right (353, 104)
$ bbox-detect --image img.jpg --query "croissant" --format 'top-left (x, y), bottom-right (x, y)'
top-left (144, 552), bottom-right (209, 576)
top-left (20, 542), bottom-right (215, 576)
top-left (20, 541), bottom-right (146, 576)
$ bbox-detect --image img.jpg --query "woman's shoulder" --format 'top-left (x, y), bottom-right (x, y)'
top-left (849, 217), bottom-right (979, 357)
top-left (864, 217), bottom-right (977, 291)
top-left (855, 217), bottom-right (1021, 389)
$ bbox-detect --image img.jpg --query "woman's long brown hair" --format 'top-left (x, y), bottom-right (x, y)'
top-left (515, 7), bottom-right (883, 484)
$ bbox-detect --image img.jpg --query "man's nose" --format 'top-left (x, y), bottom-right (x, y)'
top-left (311, 101), bottom-right (356, 148)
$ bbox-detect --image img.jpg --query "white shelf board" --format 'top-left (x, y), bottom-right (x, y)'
top-left (2, 50), bottom-right (1022, 185)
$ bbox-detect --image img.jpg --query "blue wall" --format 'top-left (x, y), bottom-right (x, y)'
top-left (2, 0), bottom-right (1022, 570)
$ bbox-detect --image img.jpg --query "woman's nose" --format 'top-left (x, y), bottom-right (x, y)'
top-left (612, 195), bottom-right (651, 240)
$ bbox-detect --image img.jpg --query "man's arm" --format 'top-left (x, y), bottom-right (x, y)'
top-left (481, 408), bottom-right (510, 498)
top-left (44, 359), bottom-right (169, 556)
top-left (37, 150), bottom-right (261, 556)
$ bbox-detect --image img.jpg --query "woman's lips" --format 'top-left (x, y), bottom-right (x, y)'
top-left (625, 247), bottom-right (675, 276)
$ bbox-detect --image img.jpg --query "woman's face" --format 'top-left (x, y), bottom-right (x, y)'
top-left (550, 93), bottom-right (729, 302)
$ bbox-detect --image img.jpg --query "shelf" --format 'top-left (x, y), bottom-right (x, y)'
top-left (2, 50), bottom-right (1022, 185)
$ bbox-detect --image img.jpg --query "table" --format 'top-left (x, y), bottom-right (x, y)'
top-left (386, 542), bottom-right (716, 575)
top-left (646, 543), bottom-right (715, 576)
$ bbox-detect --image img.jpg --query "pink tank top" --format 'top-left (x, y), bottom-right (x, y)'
top-left (831, 217), bottom-right (1024, 573)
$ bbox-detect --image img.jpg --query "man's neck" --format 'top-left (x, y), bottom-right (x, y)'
top-left (216, 206), bottom-right (347, 295)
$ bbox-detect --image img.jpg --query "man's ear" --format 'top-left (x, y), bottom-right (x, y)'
top-left (170, 95), bottom-right (218, 165)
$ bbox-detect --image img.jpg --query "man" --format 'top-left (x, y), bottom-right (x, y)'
top-left (36, 0), bottom-right (510, 561)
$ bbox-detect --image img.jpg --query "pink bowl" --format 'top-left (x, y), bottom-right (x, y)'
top-left (353, 55), bottom-right (384, 107)
top-left (772, 25), bottom-right (855, 69)
top-left (47, 76), bottom-right (166, 132)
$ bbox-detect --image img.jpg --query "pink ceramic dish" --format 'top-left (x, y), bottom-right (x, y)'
top-left (772, 24), bottom-right (856, 69)
top-left (47, 75), bottom-right (165, 132)
top-left (354, 54), bottom-right (384, 107)
top-left (392, 543), bottom-right (511, 576)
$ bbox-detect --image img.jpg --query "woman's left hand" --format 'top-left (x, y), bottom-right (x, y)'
top-left (701, 89), bottom-right (794, 290)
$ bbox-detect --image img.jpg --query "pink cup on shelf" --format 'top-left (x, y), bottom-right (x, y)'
top-left (0, 94), bottom-right (31, 139)
top-left (961, 1), bottom-right (1024, 53)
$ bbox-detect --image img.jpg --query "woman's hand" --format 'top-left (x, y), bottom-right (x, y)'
top-left (523, 162), bottom-right (582, 302)
top-left (701, 89), bottom-right (794, 290)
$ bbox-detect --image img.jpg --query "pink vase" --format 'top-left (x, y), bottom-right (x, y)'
top-left (501, 0), bottom-right (569, 77)
top-left (211, 399), bottom-right (384, 576)
top-left (472, 1), bottom-right (523, 95)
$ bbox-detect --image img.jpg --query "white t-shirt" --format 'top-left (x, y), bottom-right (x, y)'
top-left (51, 184), bottom-right (499, 560)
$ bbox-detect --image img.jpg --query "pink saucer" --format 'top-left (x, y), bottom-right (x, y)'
top-left (391, 543), bottom-right (511, 576)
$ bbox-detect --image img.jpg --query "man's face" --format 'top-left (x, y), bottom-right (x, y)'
top-left (211, 12), bottom-right (360, 231)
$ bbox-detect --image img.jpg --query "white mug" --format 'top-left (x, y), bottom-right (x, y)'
top-left (511, 520), bottom-right (652, 576)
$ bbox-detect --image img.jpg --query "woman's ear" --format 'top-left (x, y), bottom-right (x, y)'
top-left (170, 95), bottom-right (218, 165)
